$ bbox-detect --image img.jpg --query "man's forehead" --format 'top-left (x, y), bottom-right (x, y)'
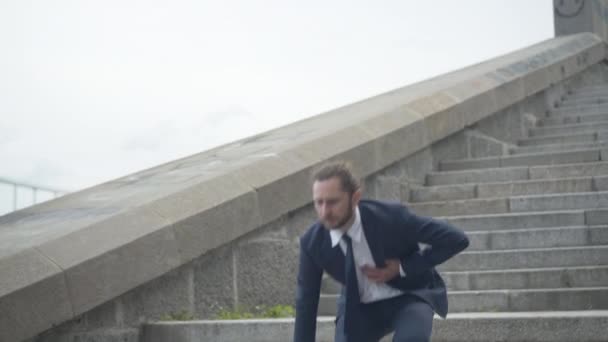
top-left (313, 178), bottom-right (343, 190)
top-left (313, 192), bottom-right (342, 199)
top-left (313, 177), bottom-right (342, 186)
top-left (313, 179), bottom-right (347, 197)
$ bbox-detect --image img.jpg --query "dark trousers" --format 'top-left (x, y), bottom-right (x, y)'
top-left (335, 294), bottom-right (434, 342)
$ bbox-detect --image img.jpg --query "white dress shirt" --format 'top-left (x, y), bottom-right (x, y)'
top-left (330, 207), bottom-right (405, 303)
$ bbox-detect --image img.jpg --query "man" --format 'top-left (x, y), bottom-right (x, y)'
top-left (294, 161), bottom-right (469, 342)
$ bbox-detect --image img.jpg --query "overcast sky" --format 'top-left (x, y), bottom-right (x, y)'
top-left (0, 0), bottom-right (553, 213)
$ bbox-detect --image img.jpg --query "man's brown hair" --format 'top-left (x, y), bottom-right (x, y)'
top-left (312, 161), bottom-right (361, 195)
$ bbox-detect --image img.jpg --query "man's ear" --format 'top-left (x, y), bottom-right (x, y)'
top-left (352, 189), bottom-right (362, 205)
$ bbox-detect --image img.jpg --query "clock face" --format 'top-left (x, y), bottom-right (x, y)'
top-left (554, 0), bottom-right (585, 18)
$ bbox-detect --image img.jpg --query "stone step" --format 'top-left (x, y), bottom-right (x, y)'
top-left (565, 89), bottom-right (608, 95)
top-left (465, 225), bottom-right (608, 251)
top-left (440, 245), bottom-right (608, 271)
top-left (566, 90), bottom-right (608, 99)
top-left (447, 287), bottom-right (608, 313)
top-left (411, 176), bottom-right (607, 202)
top-left (411, 197), bottom-right (509, 216)
top-left (524, 161), bottom-right (608, 181)
top-left (427, 166), bottom-right (528, 186)
top-left (565, 95), bottom-right (608, 103)
top-left (321, 265), bottom-right (608, 294)
top-left (443, 265), bottom-right (608, 291)
top-left (441, 209), bottom-right (608, 232)
top-left (551, 104), bottom-right (608, 116)
top-left (566, 94), bottom-right (608, 101)
top-left (559, 100), bottom-right (608, 109)
top-left (410, 191), bottom-right (608, 217)
top-left (510, 141), bottom-right (608, 155)
top-left (510, 191), bottom-right (608, 213)
top-left (427, 161), bottom-right (608, 186)
top-left (430, 311), bottom-right (608, 342)
top-left (539, 113), bottom-right (608, 126)
top-left (517, 132), bottom-right (599, 146)
top-left (529, 122), bottom-right (608, 137)
top-left (141, 311), bottom-right (608, 342)
top-left (560, 97), bottom-right (608, 107)
top-left (554, 105), bottom-right (608, 114)
top-left (564, 96), bottom-right (608, 104)
top-left (318, 287), bottom-right (608, 315)
top-left (572, 84), bottom-right (608, 92)
top-left (411, 183), bottom-right (478, 202)
top-left (439, 149), bottom-right (602, 171)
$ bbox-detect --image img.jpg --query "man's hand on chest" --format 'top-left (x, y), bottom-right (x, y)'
top-left (361, 259), bottom-right (401, 283)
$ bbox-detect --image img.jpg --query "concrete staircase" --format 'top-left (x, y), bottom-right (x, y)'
top-left (142, 84), bottom-right (608, 341)
top-left (316, 84), bottom-right (608, 341)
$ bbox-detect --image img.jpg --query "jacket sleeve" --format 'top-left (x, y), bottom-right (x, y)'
top-left (293, 237), bottom-right (323, 342)
top-left (397, 206), bottom-right (469, 277)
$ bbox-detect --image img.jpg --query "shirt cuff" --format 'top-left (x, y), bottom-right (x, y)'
top-left (399, 264), bottom-right (406, 277)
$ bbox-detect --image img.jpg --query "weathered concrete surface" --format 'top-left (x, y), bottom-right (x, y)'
top-left (530, 121), bottom-right (608, 136)
top-left (440, 245), bottom-right (608, 271)
top-left (440, 149), bottom-right (602, 171)
top-left (426, 166), bottom-right (530, 186)
top-left (509, 191), bottom-right (608, 212)
top-left (465, 225), bottom-right (608, 250)
top-left (411, 190), bottom-right (608, 217)
top-left (443, 207), bottom-right (608, 232)
top-left (476, 177), bottom-right (595, 198)
top-left (426, 162), bottom-right (608, 186)
top-left (236, 238), bottom-right (299, 310)
top-left (443, 265), bottom-right (608, 291)
top-left (512, 141), bottom-right (608, 154)
top-left (33, 328), bottom-right (140, 342)
top-left (518, 132), bottom-right (598, 145)
top-left (0, 249), bottom-right (73, 342)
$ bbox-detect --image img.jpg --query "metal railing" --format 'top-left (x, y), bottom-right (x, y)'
top-left (0, 177), bottom-right (68, 215)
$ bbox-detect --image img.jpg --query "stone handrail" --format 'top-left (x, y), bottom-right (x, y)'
top-left (0, 32), bottom-right (604, 342)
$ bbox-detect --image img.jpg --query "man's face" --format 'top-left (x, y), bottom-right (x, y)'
top-left (312, 177), bottom-right (359, 230)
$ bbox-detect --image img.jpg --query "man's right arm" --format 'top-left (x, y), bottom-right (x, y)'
top-left (294, 237), bottom-right (323, 342)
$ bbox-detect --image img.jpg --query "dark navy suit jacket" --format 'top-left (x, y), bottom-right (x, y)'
top-left (293, 199), bottom-right (469, 342)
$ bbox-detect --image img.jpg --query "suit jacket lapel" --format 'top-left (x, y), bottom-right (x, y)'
top-left (360, 206), bottom-right (386, 268)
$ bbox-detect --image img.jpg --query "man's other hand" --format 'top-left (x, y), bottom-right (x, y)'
top-left (361, 259), bottom-right (400, 283)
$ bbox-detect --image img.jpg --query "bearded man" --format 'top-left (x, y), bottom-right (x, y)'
top-left (294, 161), bottom-right (469, 342)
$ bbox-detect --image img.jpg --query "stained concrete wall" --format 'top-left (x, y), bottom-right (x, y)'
top-left (1, 33), bottom-right (605, 342)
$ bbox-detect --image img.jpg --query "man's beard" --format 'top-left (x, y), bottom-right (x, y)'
top-left (325, 201), bottom-right (354, 230)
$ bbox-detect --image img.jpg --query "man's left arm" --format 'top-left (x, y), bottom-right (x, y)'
top-left (397, 206), bottom-right (469, 278)
top-left (362, 205), bottom-right (469, 283)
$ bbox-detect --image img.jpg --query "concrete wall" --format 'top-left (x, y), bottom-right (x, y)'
top-left (555, 0), bottom-right (608, 42)
top-left (0, 33), bottom-right (605, 342)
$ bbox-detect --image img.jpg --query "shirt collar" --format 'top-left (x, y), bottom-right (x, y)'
top-left (329, 207), bottom-right (362, 247)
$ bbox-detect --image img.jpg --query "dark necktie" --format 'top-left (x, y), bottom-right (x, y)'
top-left (342, 234), bottom-right (361, 336)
